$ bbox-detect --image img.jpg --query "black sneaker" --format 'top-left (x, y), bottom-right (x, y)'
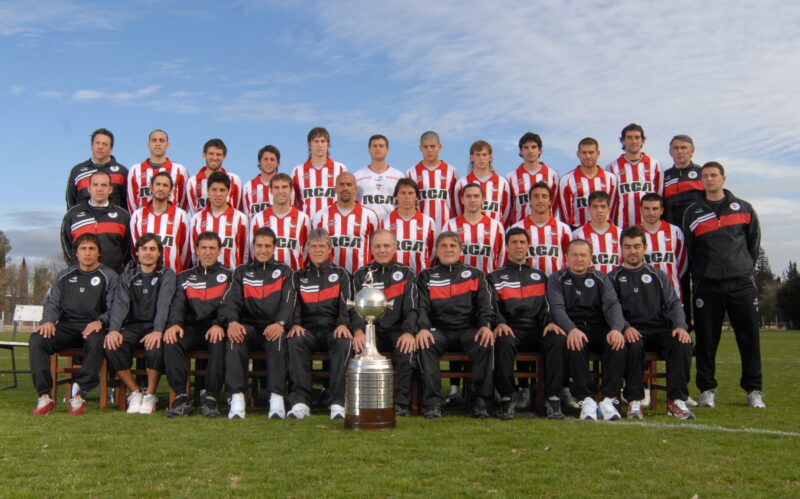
top-left (201, 394), bottom-right (221, 418)
top-left (496, 398), bottom-right (514, 420)
top-left (395, 404), bottom-right (411, 417)
top-left (165, 395), bottom-right (193, 418)
top-left (545, 397), bottom-right (565, 420)
top-left (425, 406), bottom-right (443, 419)
top-left (471, 404), bottom-right (490, 419)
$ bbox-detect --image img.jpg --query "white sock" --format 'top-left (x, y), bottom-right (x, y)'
top-left (71, 384), bottom-right (80, 397)
top-left (270, 393), bottom-right (284, 404)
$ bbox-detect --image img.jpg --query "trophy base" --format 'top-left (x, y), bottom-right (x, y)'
top-left (344, 408), bottom-right (396, 431)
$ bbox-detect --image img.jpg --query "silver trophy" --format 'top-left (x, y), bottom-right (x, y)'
top-left (344, 269), bottom-right (396, 430)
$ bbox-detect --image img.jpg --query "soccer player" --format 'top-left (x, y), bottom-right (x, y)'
top-left (380, 178), bottom-right (437, 273)
top-left (311, 172), bottom-right (379, 274)
top-left (351, 230), bottom-right (417, 416)
top-left (249, 173), bottom-right (311, 270)
top-left (292, 127), bottom-right (347, 214)
top-left (608, 226), bottom-right (695, 419)
top-left (130, 171), bottom-right (192, 273)
top-left (186, 138), bottom-right (243, 214)
top-left (442, 183), bottom-right (505, 274)
top-left (66, 128), bottom-right (128, 210)
top-left (489, 227), bottom-right (567, 420)
top-left (127, 129), bottom-right (189, 212)
top-left (406, 131), bottom-right (459, 229)
top-left (416, 231), bottom-right (495, 419)
top-left (244, 145), bottom-right (289, 216)
top-left (104, 233), bottom-right (176, 414)
top-left (29, 233), bottom-right (118, 416)
top-left (607, 123), bottom-right (663, 228)
top-left (571, 191), bottom-right (621, 275)
top-left (219, 227), bottom-right (295, 420)
top-left (163, 232), bottom-right (232, 418)
top-left (512, 181), bottom-right (572, 275)
top-left (507, 132), bottom-right (560, 224)
top-left (354, 134), bottom-right (404, 221)
top-left (558, 137), bottom-right (618, 229)
top-left (638, 193), bottom-right (686, 300)
top-left (61, 170), bottom-right (131, 274)
top-left (453, 140), bottom-right (512, 224)
top-left (190, 171), bottom-right (249, 269)
top-left (286, 229), bottom-right (354, 420)
top-left (663, 134), bottom-right (703, 227)
top-left (547, 240), bottom-right (628, 421)
top-left (683, 162), bottom-right (764, 408)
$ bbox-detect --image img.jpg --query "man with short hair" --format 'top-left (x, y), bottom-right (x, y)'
top-left (683, 162), bottom-right (764, 408)
top-left (663, 135), bottom-right (703, 227)
top-left (163, 232), bottom-right (232, 418)
top-left (638, 193), bottom-right (686, 301)
top-left (507, 132), bottom-right (560, 224)
top-left (127, 129), bottom-right (189, 212)
top-left (66, 128), bottom-right (128, 209)
top-left (244, 145), bottom-right (290, 216)
top-left (512, 182), bottom-right (572, 276)
top-left (355, 135), bottom-right (405, 221)
top-left (190, 171), bottom-right (249, 269)
top-left (571, 191), bottom-right (622, 275)
top-left (61, 170), bottom-right (131, 274)
top-left (29, 233), bottom-right (118, 416)
top-left (380, 178), bottom-right (437, 273)
top-left (406, 131), bottom-right (459, 229)
top-left (558, 137), bottom-right (618, 229)
top-left (352, 230), bottom-right (418, 416)
top-left (186, 138), bottom-right (243, 214)
top-left (292, 127), bottom-right (348, 214)
top-left (607, 123), bottom-right (663, 228)
top-left (609, 226), bottom-right (695, 419)
top-left (442, 183), bottom-right (505, 274)
top-left (104, 233), bottom-right (176, 414)
top-left (453, 140), bottom-right (512, 224)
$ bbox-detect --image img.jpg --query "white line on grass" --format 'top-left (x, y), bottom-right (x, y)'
top-left (621, 421), bottom-right (800, 437)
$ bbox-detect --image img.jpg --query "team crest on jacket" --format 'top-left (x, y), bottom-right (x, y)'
top-left (688, 171), bottom-right (698, 179)
top-left (110, 166), bottom-right (119, 172)
top-left (151, 277), bottom-right (159, 285)
top-left (90, 276), bottom-right (101, 286)
top-left (461, 270), bottom-right (471, 278)
top-left (531, 273), bottom-right (541, 281)
top-left (272, 269), bottom-right (282, 278)
top-left (618, 275), bottom-right (628, 283)
top-left (730, 202), bottom-right (741, 211)
top-left (328, 273), bottom-right (339, 283)
top-left (641, 274), bottom-right (652, 284)
top-left (216, 274), bottom-right (227, 283)
top-left (696, 298), bottom-right (704, 308)
top-left (108, 212), bottom-right (118, 218)
top-left (392, 271), bottom-right (403, 281)
top-left (69, 276), bottom-right (78, 283)
top-left (585, 278), bottom-right (595, 288)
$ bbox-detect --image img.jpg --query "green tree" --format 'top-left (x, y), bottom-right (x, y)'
top-left (754, 248), bottom-right (779, 326)
top-left (16, 257), bottom-right (29, 302)
top-left (777, 261), bottom-right (800, 329)
top-left (32, 266), bottom-right (52, 305)
top-left (0, 230), bottom-right (10, 269)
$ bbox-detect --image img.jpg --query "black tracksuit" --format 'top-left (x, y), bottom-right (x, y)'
top-left (683, 189), bottom-right (762, 392)
top-left (29, 264), bottom-right (118, 396)
top-left (352, 261), bottom-right (418, 407)
top-left (417, 262), bottom-right (494, 409)
top-left (66, 156), bottom-right (128, 210)
top-left (61, 201), bottom-right (131, 274)
top-left (488, 262), bottom-right (566, 398)
top-left (609, 264), bottom-right (692, 401)
top-left (218, 259), bottom-right (295, 396)
top-left (662, 163), bottom-right (703, 227)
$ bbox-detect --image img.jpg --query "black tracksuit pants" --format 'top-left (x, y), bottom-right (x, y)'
top-left (29, 322), bottom-right (106, 396)
top-left (287, 329), bottom-right (351, 407)
top-left (567, 325), bottom-right (628, 400)
top-left (375, 331), bottom-right (414, 408)
top-left (626, 328), bottom-right (693, 401)
top-left (225, 322), bottom-right (287, 396)
top-left (104, 322), bottom-right (164, 373)
top-left (163, 323), bottom-right (225, 397)
top-left (494, 328), bottom-right (566, 398)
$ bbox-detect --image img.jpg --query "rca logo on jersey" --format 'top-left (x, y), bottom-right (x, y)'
top-left (392, 271), bottom-right (403, 281)
top-left (419, 189), bottom-right (448, 200)
top-left (481, 201), bottom-right (499, 213)
top-left (275, 238), bottom-right (298, 250)
top-left (641, 274), bottom-right (653, 284)
top-left (362, 194), bottom-right (394, 205)
top-left (576, 197), bottom-right (589, 208)
top-left (220, 237), bottom-right (235, 249)
top-left (330, 236), bottom-right (362, 248)
top-left (398, 240), bottom-right (423, 252)
top-left (272, 269), bottom-right (282, 279)
top-left (528, 245), bottom-right (561, 257)
top-left (140, 186), bottom-right (152, 198)
top-left (460, 270), bottom-right (472, 278)
top-left (644, 252), bottom-right (675, 264)
top-left (328, 273), bottom-right (339, 283)
top-left (250, 202), bottom-right (270, 214)
top-left (585, 278), bottom-right (595, 288)
top-left (303, 187), bottom-right (335, 198)
top-left (462, 244), bottom-right (490, 257)
top-left (592, 254), bottom-right (620, 266)
top-left (619, 181), bottom-right (653, 194)
top-left (90, 276), bottom-right (101, 286)
top-left (216, 274), bottom-right (227, 283)
top-left (517, 193), bottom-right (529, 205)
top-left (160, 235), bottom-right (175, 248)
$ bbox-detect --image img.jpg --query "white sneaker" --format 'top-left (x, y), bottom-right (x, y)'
top-left (598, 397), bottom-right (621, 421)
top-left (698, 389), bottom-right (717, 408)
top-left (330, 404), bottom-right (345, 420)
top-left (126, 391), bottom-right (143, 414)
top-left (627, 400), bottom-right (643, 419)
top-left (579, 397), bottom-right (598, 421)
top-left (747, 390), bottom-right (766, 408)
top-left (139, 394), bottom-right (158, 414)
top-left (287, 403), bottom-right (310, 419)
top-left (228, 393), bottom-right (246, 419)
top-left (686, 396), bottom-right (699, 407)
top-left (642, 388), bottom-right (651, 407)
top-left (268, 394), bottom-right (286, 419)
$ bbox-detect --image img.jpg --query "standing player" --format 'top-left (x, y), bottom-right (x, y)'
top-left (130, 171), bottom-right (192, 273)
top-left (512, 182), bottom-right (572, 276)
top-left (249, 173), bottom-right (310, 270)
top-left (571, 191), bottom-right (621, 275)
top-left (638, 193), bottom-right (686, 300)
top-left (453, 140), bottom-right (512, 224)
top-left (442, 183), bottom-right (505, 274)
top-left (354, 135), bottom-right (404, 221)
top-left (292, 127), bottom-right (347, 214)
top-left (608, 123), bottom-right (662, 228)
top-left (406, 131), bottom-right (459, 230)
top-left (380, 178), bottom-right (437, 273)
top-left (559, 137), bottom-right (618, 229)
top-left (186, 138), bottom-right (243, 214)
top-left (311, 172), bottom-right (378, 274)
top-left (66, 128), bottom-right (128, 210)
top-left (190, 171), bottom-right (249, 269)
top-left (507, 132), bottom-right (560, 224)
top-left (663, 135), bottom-right (703, 227)
top-left (244, 145), bottom-right (290, 216)
top-left (126, 129), bottom-right (189, 212)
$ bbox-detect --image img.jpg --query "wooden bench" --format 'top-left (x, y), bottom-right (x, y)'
top-left (49, 349), bottom-right (109, 409)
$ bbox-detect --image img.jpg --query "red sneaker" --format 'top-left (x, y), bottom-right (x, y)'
top-left (68, 395), bottom-right (87, 416)
top-left (667, 399), bottom-right (696, 420)
top-left (32, 395), bottom-right (56, 416)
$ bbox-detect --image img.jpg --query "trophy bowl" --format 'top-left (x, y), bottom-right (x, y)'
top-left (354, 286), bottom-right (389, 321)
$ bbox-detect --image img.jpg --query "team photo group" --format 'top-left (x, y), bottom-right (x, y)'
top-left (30, 122), bottom-right (764, 424)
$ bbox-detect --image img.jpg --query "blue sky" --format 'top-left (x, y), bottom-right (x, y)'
top-left (2, 0), bottom-right (799, 273)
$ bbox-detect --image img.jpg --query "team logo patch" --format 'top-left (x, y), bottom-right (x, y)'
top-left (300, 278), bottom-right (308, 284)
top-left (77, 211), bottom-right (86, 217)
top-left (328, 273), bottom-right (339, 283)
top-left (531, 273), bottom-right (541, 281)
top-left (730, 202), bottom-right (741, 211)
top-left (461, 270), bottom-right (471, 278)
top-left (79, 287), bottom-right (85, 293)
top-left (272, 269), bottom-right (282, 279)
top-left (245, 272), bottom-right (254, 278)
top-left (151, 277), bottom-right (159, 285)
top-left (110, 166), bottom-right (119, 172)
top-left (696, 298), bottom-right (704, 309)
top-left (90, 276), bottom-right (101, 286)
top-left (216, 274), bottom-right (227, 283)
top-left (69, 276), bottom-right (78, 283)
top-left (688, 171), bottom-right (698, 179)
top-left (641, 274), bottom-right (652, 284)
top-left (585, 278), bottom-right (595, 288)
top-left (618, 275), bottom-right (628, 283)
top-left (392, 271), bottom-right (403, 281)
top-left (108, 212), bottom-right (117, 219)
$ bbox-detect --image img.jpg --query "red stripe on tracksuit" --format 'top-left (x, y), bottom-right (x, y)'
top-left (186, 283), bottom-right (228, 301)
top-left (694, 213), bottom-right (751, 237)
top-left (430, 278), bottom-right (479, 300)
top-left (243, 278), bottom-right (285, 299)
top-left (72, 221), bottom-right (127, 239)
top-left (300, 284), bottom-right (341, 304)
top-left (497, 283), bottom-right (545, 301)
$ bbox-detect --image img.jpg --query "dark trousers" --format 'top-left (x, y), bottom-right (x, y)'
top-left (163, 324), bottom-right (225, 397)
top-left (287, 329), bottom-right (351, 407)
top-left (29, 322), bottom-right (107, 396)
top-left (567, 325), bottom-right (628, 400)
top-left (680, 271), bottom-right (693, 329)
top-left (225, 322), bottom-right (287, 396)
top-left (417, 328), bottom-right (493, 409)
top-left (104, 323), bottom-right (164, 373)
top-left (494, 328), bottom-right (566, 398)
top-left (626, 328), bottom-right (693, 401)
top-left (693, 276), bottom-right (762, 392)
top-left (376, 332), bottom-right (414, 407)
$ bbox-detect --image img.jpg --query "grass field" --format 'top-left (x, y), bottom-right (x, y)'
top-left (1, 331), bottom-right (798, 497)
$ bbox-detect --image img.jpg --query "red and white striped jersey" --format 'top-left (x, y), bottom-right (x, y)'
top-left (380, 210), bottom-right (438, 273)
top-left (186, 167), bottom-right (243, 215)
top-left (506, 162), bottom-right (560, 224)
top-left (558, 167), bottom-right (618, 228)
top-left (511, 217), bottom-right (572, 275)
top-left (354, 165), bottom-right (404, 221)
top-left (190, 206), bottom-right (249, 269)
top-left (608, 153), bottom-right (663, 228)
top-left (243, 175), bottom-right (297, 217)
top-left (454, 171), bottom-right (512, 224)
top-left (127, 158), bottom-right (189, 212)
top-left (292, 158), bottom-right (347, 215)
top-left (572, 223), bottom-right (622, 275)
top-left (639, 220), bottom-right (686, 300)
top-left (249, 206), bottom-right (311, 271)
top-left (311, 202), bottom-right (379, 274)
top-left (442, 215), bottom-right (506, 274)
top-left (406, 161), bottom-right (459, 230)
top-left (129, 202), bottom-right (192, 273)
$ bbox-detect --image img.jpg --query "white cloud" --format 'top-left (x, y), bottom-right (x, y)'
top-left (71, 84), bottom-right (163, 102)
top-left (8, 85), bottom-right (24, 95)
top-left (0, 0), bottom-right (129, 37)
